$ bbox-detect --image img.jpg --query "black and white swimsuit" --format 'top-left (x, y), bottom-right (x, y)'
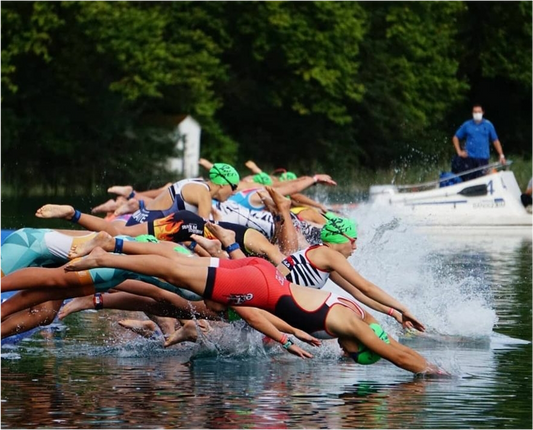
top-left (280, 245), bottom-right (330, 289)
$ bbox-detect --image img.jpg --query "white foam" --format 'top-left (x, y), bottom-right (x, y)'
top-left (324, 203), bottom-right (504, 339)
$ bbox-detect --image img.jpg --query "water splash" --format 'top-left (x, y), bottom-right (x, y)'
top-left (327, 203), bottom-right (499, 339)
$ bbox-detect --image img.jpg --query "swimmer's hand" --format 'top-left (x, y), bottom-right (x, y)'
top-left (313, 174), bottom-right (337, 186)
top-left (416, 365), bottom-right (452, 379)
top-left (401, 310), bottom-right (425, 332)
top-left (286, 343), bottom-right (314, 359)
top-left (292, 329), bottom-right (322, 347)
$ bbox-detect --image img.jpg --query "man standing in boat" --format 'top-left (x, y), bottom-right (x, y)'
top-left (452, 104), bottom-right (506, 181)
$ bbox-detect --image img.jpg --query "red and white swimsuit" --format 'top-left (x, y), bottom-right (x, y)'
top-left (204, 257), bottom-right (365, 339)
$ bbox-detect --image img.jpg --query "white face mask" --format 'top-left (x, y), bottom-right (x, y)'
top-left (473, 113), bottom-right (483, 121)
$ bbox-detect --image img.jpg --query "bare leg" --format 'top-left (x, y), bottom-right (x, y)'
top-left (59, 282), bottom-right (219, 320)
top-left (1, 266), bottom-right (89, 293)
top-left (1, 285), bottom-right (95, 320)
top-left (243, 229), bottom-right (286, 265)
top-left (69, 242), bottom-right (216, 269)
top-left (35, 204), bottom-right (147, 238)
top-left (265, 186), bottom-right (299, 254)
top-left (1, 300), bottom-right (64, 339)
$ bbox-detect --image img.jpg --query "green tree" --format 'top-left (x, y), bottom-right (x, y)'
top-left (1, 1), bottom-right (233, 193)
top-left (353, 2), bottom-right (469, 168)
top-left (214, 1), bottom-right (367, 172)
top-left (449, 1), bottom-right (532, 157)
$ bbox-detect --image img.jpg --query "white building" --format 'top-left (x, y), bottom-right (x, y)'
top-left (167, 115), bottom-right (201, 178)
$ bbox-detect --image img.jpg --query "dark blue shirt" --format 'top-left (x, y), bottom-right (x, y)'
top-left (454, 119), bottom-right (498, 159)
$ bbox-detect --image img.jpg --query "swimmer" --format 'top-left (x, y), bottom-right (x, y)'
top-left (114, 162), bottom-right (240, 225)
top-left (35, 205), bottom-right (289, 260)
top-left (64, 248), bottom-right (447, 375)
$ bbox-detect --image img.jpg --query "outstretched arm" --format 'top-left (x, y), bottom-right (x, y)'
top-left (330, 273), bottom-right (407, 328)
top-left (250, 308), bottom-right (321, 347)
top-left (233, 307), bottom-right (316, 358)
top-left (328, 307), bottom-right (440, 375)
top-left (321, 250), bottom-right (425, 331)
top-left (289, 193), bottom-right (328, 213)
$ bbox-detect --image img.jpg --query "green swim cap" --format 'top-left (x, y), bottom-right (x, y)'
top-left (352, 323), bottom-right (390, 365)
top-left (173, 245), bottom-right (192, 255)
top-left (226, 308), bottom-right (242, 322)
top-left (279, 171), bottom-right (297, 181)
top-left (320, 216), bottom-right (357, 244)
top-left (135, 234), bottom-right (159, 243)
top-left (253, 172), bottom-right (273, 185)
top-left (209, 163), bottom-right (240, 187)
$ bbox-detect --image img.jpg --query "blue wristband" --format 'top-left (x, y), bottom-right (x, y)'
top-left (282, 338), bottom-right (294, 349)
top-left (188, 241), bottom-right (198, 251)
top-left (70, 209), bottom-right (81, 223)
top-left (224, 242), bottom-right (240, 253)
top-left (114, 238), bottom-right (124, 254)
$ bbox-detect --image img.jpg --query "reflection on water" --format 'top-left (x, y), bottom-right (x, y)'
top-left (2, 207), bottom-right (532, 429)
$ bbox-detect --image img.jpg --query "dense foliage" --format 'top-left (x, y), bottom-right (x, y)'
top-left (2, 1), bottom-right (531, 193)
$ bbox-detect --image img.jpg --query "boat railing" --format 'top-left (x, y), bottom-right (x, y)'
top-left (395, 161), bottom-right (513, 192)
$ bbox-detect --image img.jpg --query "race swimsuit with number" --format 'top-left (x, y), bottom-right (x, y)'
top-left (203, 257), bottom-right (365, 339)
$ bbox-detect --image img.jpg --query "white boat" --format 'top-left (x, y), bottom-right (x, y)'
top-left (368, 163), bottom-right (532, 227)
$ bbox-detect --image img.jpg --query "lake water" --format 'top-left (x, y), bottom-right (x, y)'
top-left (1, 201), bottom-right (532, 429)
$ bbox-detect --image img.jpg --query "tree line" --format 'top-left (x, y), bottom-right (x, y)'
top-left (2, 1), bottom-right (531, 193)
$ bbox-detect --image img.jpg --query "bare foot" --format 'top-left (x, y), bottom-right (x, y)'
top-left (113, 199), bottom-right (139, 216)
top-left (256, 190), bottom-right (277, 213)
top-left (36, 204), bottom-right (75, 220)
top-left (69, 231), bottom-right (115, 259)
top-left (64, 247), bottom-right (107, 271)
top-left (148, 315), bottom-right (178, 338)
top-left (190, 234), bottom-right (223, 257)
top-left (198, 158), bottom-right (213, 170)
top-left (265, 186), bottom-right (292, 212)
top-left (164, 319), bottom-right (211, 348)
top-left (205, 222), bottom-right (236, 248)
top-left (91, 199), bottom-right (119, 214)
top-left (58, 295), bottom-right (94, 319)
top-left (107, 185), bottom-right (134, 198)
top-left (118, 319), bottom-right (158, 338)
top-left (245, 160), bottom-right (262, 174)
